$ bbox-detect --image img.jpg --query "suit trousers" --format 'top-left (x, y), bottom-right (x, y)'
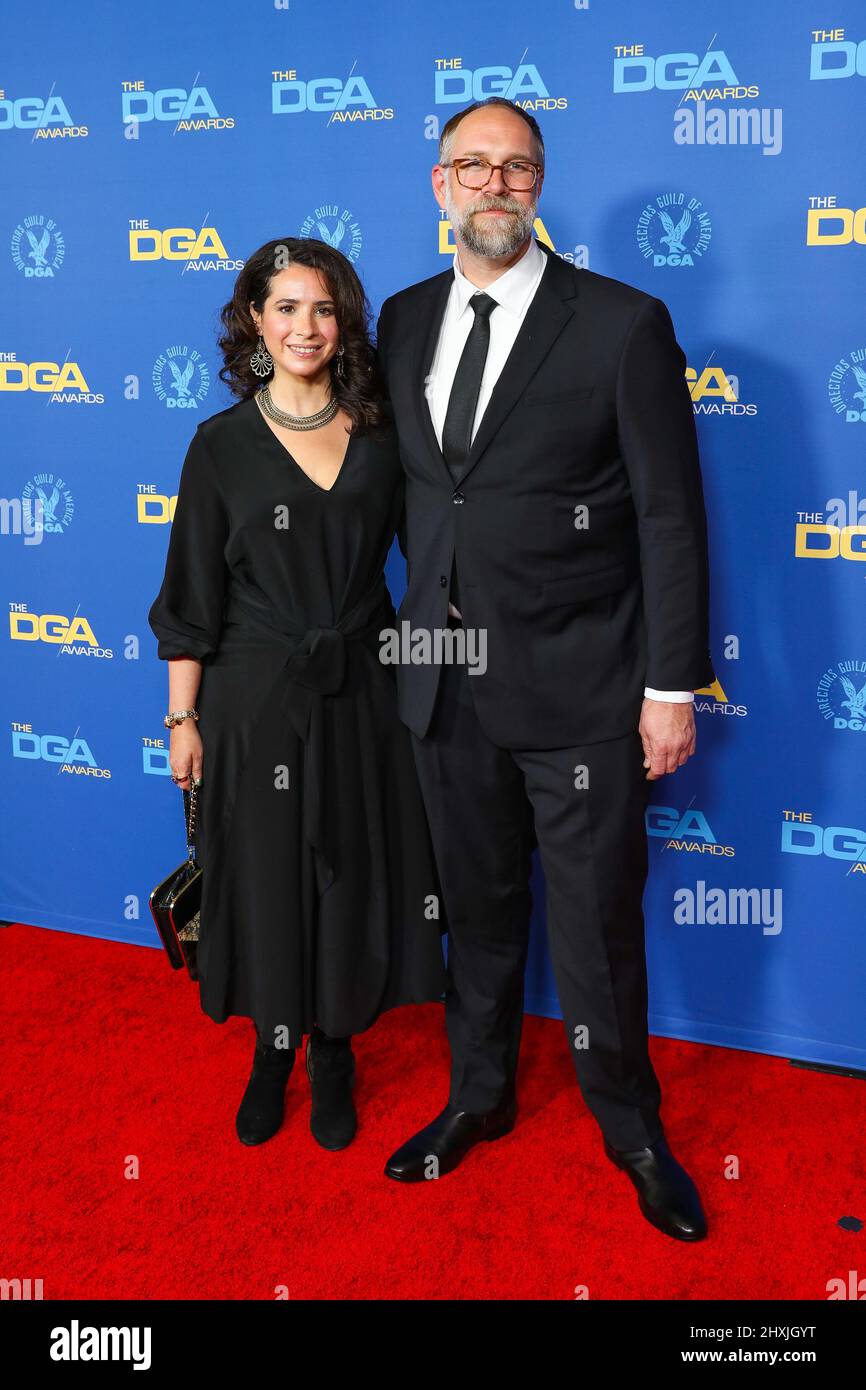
top-left (409, 641), bottom-right (665, 1151)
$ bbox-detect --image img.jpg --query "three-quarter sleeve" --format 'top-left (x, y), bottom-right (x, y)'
top-left (148, 426), bottom-right (230, 660)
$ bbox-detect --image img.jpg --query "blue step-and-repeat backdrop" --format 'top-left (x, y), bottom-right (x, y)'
top-left (3, 1), bottom-right (864, 1069)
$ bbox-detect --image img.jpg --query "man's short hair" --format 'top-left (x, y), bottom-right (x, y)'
top-left (438, 97), bottom-right (545, 170)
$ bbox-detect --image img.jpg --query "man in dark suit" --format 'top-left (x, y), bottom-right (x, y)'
top-left (375, 97), bottom-right (715, 1241)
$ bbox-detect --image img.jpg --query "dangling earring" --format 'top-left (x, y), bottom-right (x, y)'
top-left (334, 344), bottom-right (345, 379)
top-left (250, 334), bottom-right (273, 378)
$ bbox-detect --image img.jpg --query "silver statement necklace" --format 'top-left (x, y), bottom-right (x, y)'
top-left (255, 383), bottom-right (339, 431)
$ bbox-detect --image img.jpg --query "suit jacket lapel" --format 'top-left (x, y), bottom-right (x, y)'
top-left (411, 271), bottom-right (454, 484)
top-left (411, 240), bottom-right (579, 487)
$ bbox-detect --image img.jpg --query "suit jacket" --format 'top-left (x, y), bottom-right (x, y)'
top-left (376, 237), bottom-right (715, 750)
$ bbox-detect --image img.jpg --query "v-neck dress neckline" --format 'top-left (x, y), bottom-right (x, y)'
top-left (250, 390), bottom-right (354, 494)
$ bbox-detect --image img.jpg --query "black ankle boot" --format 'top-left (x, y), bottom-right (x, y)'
top-left (235, 1028), bottom-right (296, 1146)
top-left (305, 1027), bottom-right (356, 1151)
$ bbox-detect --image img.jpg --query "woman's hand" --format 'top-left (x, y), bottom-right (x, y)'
top-left (170, 720), bottom-right (203, 789)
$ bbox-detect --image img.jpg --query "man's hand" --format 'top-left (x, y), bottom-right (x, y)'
top-left (639, 697), bottom-right (696, 780)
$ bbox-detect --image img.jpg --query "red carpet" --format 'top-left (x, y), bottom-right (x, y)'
top-left (1, 920), bottom-right (863, 1300)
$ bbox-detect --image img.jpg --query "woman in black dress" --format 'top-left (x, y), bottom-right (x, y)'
top-left (148, 237), bottom-right (446, 1151)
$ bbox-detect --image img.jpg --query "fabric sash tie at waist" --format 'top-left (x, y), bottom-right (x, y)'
top-left (221, 577), bottom-right (393, 894)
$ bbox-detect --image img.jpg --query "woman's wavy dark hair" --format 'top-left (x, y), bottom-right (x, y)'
top-left (217, 237), bottom-right (387, 435)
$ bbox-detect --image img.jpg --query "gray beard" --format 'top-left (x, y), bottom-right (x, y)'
top-left (446, 187), bottom-right (537, 258)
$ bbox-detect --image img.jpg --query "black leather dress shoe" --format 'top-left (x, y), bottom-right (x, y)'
top-left (603, 1133), bottom-right (707, 1240)
top-left (305, 1029), bottom-right (357, 1151)
top-left (384, 1099), bottom-right (516, 1182)
top-left (236, 1034), bottom-right (296, 1146)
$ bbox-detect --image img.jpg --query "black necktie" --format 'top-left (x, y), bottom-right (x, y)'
top-left (441, 291), bottom-right (498, 486)
top-left (441, 292), bottom-right (498, 612)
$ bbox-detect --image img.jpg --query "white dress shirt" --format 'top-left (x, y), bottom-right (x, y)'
top-left (426, 236), bottom-right (694, 704)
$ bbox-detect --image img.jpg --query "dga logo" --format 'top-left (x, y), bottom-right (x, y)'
top-left (9, 606), bottom-right (113, 658)
top-left (129, 224), bottom-right (240, 270)
top-left (137, 485), bottom-right (177, 524)
top-left (299, 206), bottom-right (362, 262)
top-left (613, 45), bottom-right (757, 99)
top-left (433, 59), bottom-right (566, 111)
top-left (0, 357), bottom-right (102, 403)
top-left (271, 69), bottom-right (393, 121)
top-left (12, 724), bottom-right (109, 777)
top-left (637, 193), bottom-right (711, 265)
top-left (687, 361), bottom-right (757, 416)
top-left (694, 676), bottom-right (748, 718)
top-left (152, 347), bottom-right (210, 409)
top-left (121, 83), bottom-right (234, 132)
top-left (807, 198), bottom-right (866, 246)
top-left (796, 494), bottom-right (866, 558)
top-left (646, 805), bottom-right (735, 855)
top-left (828, 347), bottom-right (866, 421)
top-left (817, 660), bottom-right (866, 731)
top-left (0, 92), bottom-right (87, 137)
top-left (12, 216), bottom-right (65, 277)
top-left (782, 810), bottom-right (866, 871)
top-left (21, 473), bottom-right (75, 534)
top-left (810, 30), bottom-right (866, 80)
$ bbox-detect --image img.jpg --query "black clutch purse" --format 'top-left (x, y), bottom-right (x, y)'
top-left (149, 781), bottom-right (202, 981)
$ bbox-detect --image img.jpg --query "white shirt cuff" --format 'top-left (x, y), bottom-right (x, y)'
top-left (644, 687), bottom-right (695, 703)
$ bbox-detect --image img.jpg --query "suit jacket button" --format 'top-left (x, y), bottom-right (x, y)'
top-left (452, 491), bottom-right (465, 504)
top-left (439, 575), bottom-right (448, 587)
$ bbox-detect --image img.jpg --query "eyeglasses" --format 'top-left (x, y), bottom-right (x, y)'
top-left (441, 158), bottom-right (542, 192)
